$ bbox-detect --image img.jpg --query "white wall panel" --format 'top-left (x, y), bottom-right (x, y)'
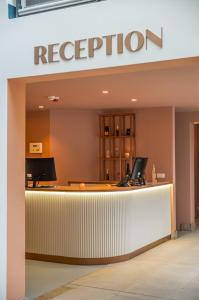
top-left (0, 1), bottom-right (199, 78)
top-left (26, 185), bottom-right (172, 259)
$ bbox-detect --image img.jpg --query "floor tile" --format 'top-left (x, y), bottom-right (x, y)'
top-left (27, 229), bottom-right (199, 300)
top-left (172, 273), bottom-right (199, 300)
top-left (52, 285), bottom-right (116, 300)
top-left (26, 260), bottom-right (103, 300)
top-left (114, 292), bottom-right (172, 300)
top-left (126, 262), bottom-right (199, 299)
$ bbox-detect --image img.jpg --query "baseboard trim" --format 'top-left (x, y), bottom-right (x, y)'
top-left (26, 235), bottom-right (171, 265)
top-left (171, 230), bottom-right (178, 239)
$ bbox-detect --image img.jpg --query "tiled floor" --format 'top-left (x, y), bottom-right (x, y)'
top-left (25, 260), bottom-right (103, 299)
top-left (27, 228), bottom-right (199, 300)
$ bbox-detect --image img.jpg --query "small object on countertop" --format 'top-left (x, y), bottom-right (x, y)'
top-left (117, 175), bottom-right (130, 187)
top-left (152, 164), bottom-right (158, 184)
top-left (79, 183), bottom-right (86, 189)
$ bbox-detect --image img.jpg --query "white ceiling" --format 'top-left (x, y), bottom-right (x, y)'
top-left (26, 62), bottom-right (199, 112)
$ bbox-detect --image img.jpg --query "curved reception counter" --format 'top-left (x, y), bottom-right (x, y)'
top-left (25, 183), bottom-right (173, 265)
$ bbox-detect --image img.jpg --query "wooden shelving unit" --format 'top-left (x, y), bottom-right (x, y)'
top-left (99, 113), bottom-right (136, 181)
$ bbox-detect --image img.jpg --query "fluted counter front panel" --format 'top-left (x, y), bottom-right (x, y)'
top-left (25, 184), bottom-right (172, 263)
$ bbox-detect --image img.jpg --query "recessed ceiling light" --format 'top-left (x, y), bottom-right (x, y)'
top-left (38, 105), bottom-right (44, 109)
top-left (131, 98), bottom-right (137, 102)
top-left (102, 90), bottom-right (109, 94)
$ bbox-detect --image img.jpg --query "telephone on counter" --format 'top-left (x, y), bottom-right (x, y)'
top-left (116, 157), bottom-right (148, 187)
top-left (117, 175), bottom-right (130, 187)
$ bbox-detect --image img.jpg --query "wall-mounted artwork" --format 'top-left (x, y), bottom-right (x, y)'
top-left (29, 142), bottom-right (43, 154)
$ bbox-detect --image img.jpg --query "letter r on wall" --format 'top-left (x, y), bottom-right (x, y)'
top-left (34, 46), bottom-right (48, 65)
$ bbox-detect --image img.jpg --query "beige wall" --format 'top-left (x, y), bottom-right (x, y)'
top-left (50, 109), bottom-right (99, 185)
top-left (7, 81), bottom-right (26, 300)
top-left (26, 109), bottom-right (99, 185)
top-left (136, 107), bottom-right (174, 182)
top-left (176, 112), bottom-right (199, 229)
top-left (26, 107), bottom-right (174, 184)
top-left (26, 110), bottom-right (50, 157)
top-left (194, 124), bottom-right (199, 218)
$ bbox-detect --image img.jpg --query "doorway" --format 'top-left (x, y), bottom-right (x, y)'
top-left (9, 58), bottom-right (194, 299)
top-left (194, 123), bottom-right (199, 222)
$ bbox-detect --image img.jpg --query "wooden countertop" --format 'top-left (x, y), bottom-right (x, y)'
top-left (26, 182), bottom-right (171, 193)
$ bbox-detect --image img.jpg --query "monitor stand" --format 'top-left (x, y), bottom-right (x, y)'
top-left (32, 181), bottom-right (37, 188)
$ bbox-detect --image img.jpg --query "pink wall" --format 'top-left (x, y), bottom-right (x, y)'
top-left (50, 109), bottom-right (99, 185)
top-left (26, 109), bottom-right (99, 185)
top-left (7, 81), bottom-right (26, 300)
top-left (176, 111), bottom-right (199, 229)
top-left (26, 110), bottom-right (50, 157)
top-left (136, 107), bottom-right (174, 182)
top-left (26, 107), bottom-right (174, 184)
top-left (194, 124), bottom-right (199, 218)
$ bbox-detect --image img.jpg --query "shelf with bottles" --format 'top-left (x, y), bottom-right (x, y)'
top-left (103, 124), bottom-right (134, 137)
top-left (102, 160), bottom-right (133, 182)
top-left (99, 113), bottom-right (136, 181)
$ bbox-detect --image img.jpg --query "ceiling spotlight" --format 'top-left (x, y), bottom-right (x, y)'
top-left (102, 90), bottom-right (109, 94)
top-left (48, 96), bottom-right (60, 102)
top-left (38, 105), bottom-right (44, 109)
top-left (131, 98), bottom-right (137, 102)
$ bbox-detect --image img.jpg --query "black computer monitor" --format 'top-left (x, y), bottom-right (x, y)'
top-left (130, 157), bottom-right (148, 180)
top-left (26, 157), bottom-right (57, 188)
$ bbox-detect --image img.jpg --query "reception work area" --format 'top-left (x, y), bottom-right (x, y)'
top-left (25, 95), bottom-right (175, 268)
top-left (25, 175), bottom-right (173, 265)
top-left (24, 108), bottom-right (174, 299)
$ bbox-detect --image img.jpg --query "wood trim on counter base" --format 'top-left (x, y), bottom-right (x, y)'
top-left (26, 235), bottom-right (171, 265)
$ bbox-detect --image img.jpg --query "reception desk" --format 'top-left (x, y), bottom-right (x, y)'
top-left (25, 183), bottom-right (173, 264)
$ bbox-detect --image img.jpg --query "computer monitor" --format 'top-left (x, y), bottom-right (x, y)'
top-left (26, 157), bottom-right (57, 188)
top-left (130, 157), bottom-right (148, 180)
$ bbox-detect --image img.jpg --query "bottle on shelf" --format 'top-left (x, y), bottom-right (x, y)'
top-left (106, 149), bottom-right (111, 158)
top-left (125, 163), bottom-right (131, 178)
top-left (115, 147), bottom-right (120, 157)
top-left (116, 124), bottom-right (119, 136)
top-left (104, 126), bottom-right (109, 136)
top-left (106, 169), bottom-right (110, 180)
top-left (124, 152), bottom-right (130, 159)
top-left (126, 128), bottom-right (131, 136)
